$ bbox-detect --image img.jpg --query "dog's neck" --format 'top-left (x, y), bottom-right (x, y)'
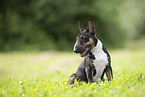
top-left (91, 39), bottom-right (102, 53)
top-left (87, 39), bottom-right (103, 59)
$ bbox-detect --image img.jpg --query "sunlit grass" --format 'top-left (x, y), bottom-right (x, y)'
top-left (0, 47), bottom-right (145, 97)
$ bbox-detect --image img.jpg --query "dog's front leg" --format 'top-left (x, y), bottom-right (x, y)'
top-left (84, 57), bottom-right (94, 83)
top-left (67, 73), bottom-right (77, 85)
top-left (85, 66), bottom-right (93, 83)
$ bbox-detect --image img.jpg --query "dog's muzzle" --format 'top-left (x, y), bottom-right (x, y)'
top-left (73, 41), bottom-right (91, 57)
top-left (73, 41), bottom-right (79, 53)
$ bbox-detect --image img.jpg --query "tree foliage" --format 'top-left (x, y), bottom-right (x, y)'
top-left (0, 0), bottom-right (145, 51)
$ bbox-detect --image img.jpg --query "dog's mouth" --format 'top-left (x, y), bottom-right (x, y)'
top-left (79, 47), bottom-right (91, 57)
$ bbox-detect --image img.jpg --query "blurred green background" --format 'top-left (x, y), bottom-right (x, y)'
top-left (0, 0), bottom-right (145, 51)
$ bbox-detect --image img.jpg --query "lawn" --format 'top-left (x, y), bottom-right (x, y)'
top-left (0, 45), bottom-right (145, 96)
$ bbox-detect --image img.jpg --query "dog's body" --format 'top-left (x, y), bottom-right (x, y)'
top-left (67, 19), bottom-right (113, 85)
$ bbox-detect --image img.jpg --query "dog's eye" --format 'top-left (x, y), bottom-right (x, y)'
top-left (83, 36), bottom-right (89, 42)
top-left (83, 36), bottom-right (87, 39)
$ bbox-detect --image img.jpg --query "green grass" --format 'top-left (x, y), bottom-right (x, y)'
top-left (0, 48), bottom-right (145, 97)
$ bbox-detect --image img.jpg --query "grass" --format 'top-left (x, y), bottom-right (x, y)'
top-left (0, 43), bottom-right (145, 97)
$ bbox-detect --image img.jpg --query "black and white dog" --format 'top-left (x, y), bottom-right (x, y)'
top-left (68, 19), bottom-right (113, 85)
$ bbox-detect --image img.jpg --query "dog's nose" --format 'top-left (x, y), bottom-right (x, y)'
top-left (73, 48), bottom-right (79, 53)
top-left (74, 49), bottom-right (79, 53)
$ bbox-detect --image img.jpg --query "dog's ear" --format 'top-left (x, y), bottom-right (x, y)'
top-left (78, 20), bottom-right (86, 32)
top-left (88, 19), bottom-right (96, 36)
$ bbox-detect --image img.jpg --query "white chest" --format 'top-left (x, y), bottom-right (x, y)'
top-left (90, 40), bottom-right (108, 82)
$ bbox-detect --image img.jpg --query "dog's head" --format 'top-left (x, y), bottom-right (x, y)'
top-left (73, 19), bottom-right (97, 57)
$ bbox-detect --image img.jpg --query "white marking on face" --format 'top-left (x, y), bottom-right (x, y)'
top-left (90, 40), bottom-right (108, 82)
top-left (73, 40), bottom-right (78, 51)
